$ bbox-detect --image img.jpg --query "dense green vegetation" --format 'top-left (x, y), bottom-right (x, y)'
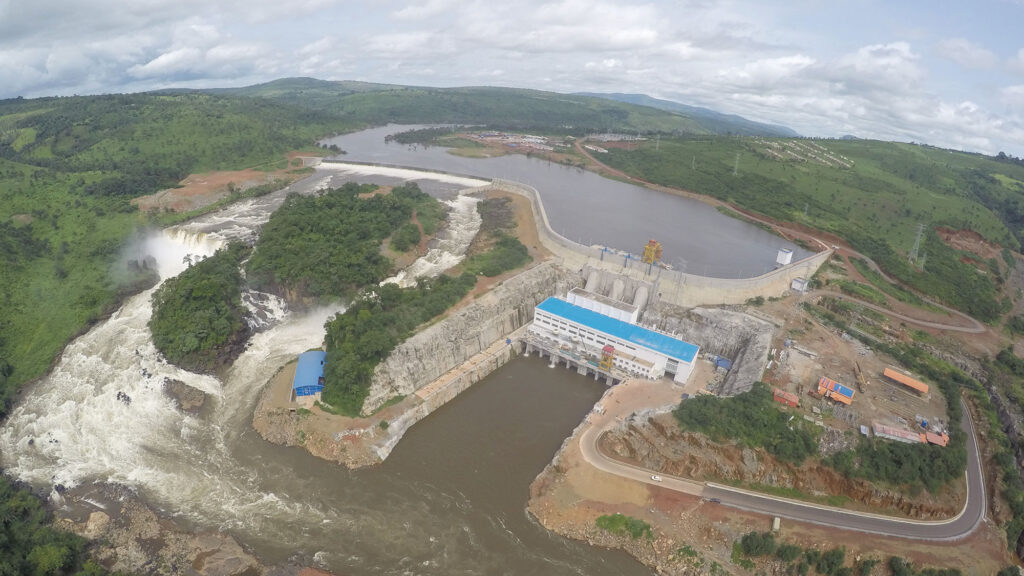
top-left (390, 222), bottom-right (422, 252)
top-left (463, 233), bottom-right (531, 276)
top-left (673, 383), bottom-right (819, 464)
top-left (0, 477), bottom-right (114, 575)
top-left (0, 92), bottom-right (348, 406)
top-left (149, 243), bottom-right (250, 372)
top-left (460, 196), bottom-right (532, 277)
top-left (738, 531), bottom-right (776, 556)
top-left (246, 182), bottom-right (441, 299)
top-left (594, 513), bottom-right (652, 540)
top-left (601, 137), bottom-right (1024, 320)
top-left (384, 126), bottom-right (460, 144)
top-left (322, 274), bottom-right (478, 415)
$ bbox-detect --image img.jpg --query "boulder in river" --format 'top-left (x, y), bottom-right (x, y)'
top-left (163, 379), bottom-right (207, 413)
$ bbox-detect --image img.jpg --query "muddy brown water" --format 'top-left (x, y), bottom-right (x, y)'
top-left (227, 356), bottom-right (651, 575)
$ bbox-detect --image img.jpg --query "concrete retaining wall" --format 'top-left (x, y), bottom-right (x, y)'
top-left (363, 261), bottom-right (581, 415)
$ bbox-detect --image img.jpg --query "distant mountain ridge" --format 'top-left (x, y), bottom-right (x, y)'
top-left (575, 92), bottom-right (799, 137)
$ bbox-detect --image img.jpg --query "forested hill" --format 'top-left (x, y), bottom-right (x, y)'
top-left (576, 92), bottom-right (800, 137)
top-left (174, 77), bottom-right (713, 135)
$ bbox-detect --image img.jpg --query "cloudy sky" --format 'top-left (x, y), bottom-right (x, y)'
top-left (3, 0), bottom-right (1024, 155)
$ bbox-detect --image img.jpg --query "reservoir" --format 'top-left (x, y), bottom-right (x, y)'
top-left (323, 125), bottom-right (811, 278)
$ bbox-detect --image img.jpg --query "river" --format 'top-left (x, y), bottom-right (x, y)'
top-left (322, 125), bottom-right (811, 278)
top-left (1, 124), bottom-right (803, 574)
top-left (0, 168), bottom-right (649, 575)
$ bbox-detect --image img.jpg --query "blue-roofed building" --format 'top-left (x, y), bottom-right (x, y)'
top-left (293, 351), bottom-right (327, 399)
top-left (530, 297), bottom-right (700, 383)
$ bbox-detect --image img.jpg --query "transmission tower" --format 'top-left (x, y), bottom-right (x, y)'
top-left (732, 153), bottom-right (740, 176)
top-left (909, 222), bottom-right (925, 263)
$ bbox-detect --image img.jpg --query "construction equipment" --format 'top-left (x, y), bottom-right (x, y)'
top-left (854, 362), bottom-right (867, 393)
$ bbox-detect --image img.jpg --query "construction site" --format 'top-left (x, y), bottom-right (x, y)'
top-left (758, 294), bottom-right (952, 453)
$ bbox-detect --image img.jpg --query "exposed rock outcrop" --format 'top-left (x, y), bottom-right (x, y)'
top-left (163, 379), bottom-right (207, 413)
top-left (601, 412), bottom-right (963, 519)
top-left (56, 485), bottom-right (267, 576)
top-left (362, 261), bottom-right (581, 414)
top-left (645, 303), bottom-right (775, 396)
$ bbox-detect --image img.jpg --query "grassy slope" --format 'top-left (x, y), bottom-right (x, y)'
top-left (601, 137), bottom-right (1024, 319)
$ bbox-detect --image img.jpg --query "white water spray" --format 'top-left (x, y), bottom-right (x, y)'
top-left (0, 165), bottom-right (487, 534)
top-left (382, 194), bottom-right (483, 287)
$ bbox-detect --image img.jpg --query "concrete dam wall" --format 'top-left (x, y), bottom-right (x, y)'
top-left (484, 179), bottom-right (833, 308)
top-left (363, 261), bottom-right (581, 415)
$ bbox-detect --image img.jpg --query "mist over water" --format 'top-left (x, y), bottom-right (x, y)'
top-left (0, 167), bottom-right (651, 575)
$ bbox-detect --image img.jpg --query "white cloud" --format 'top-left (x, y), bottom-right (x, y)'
top-left (935, 38), bottom-right (997, 69)
top-left (0, 0), bottom-right (1022, 155)
top-left (1002, 85), bottom-right (1024, 108)
top-left (1009, 48), bottom-right (1024, 74)
top-left (393, 0), bottom-right (460, 20)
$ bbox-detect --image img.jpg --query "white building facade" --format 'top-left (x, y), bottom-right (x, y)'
top-left (530, 297), bottom-right (699, 384)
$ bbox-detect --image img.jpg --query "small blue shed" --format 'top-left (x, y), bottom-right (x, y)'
top-left (293, 351), bottom-right (326, 397)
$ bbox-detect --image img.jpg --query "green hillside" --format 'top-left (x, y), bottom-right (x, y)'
top-left (576, 92), bottom-right (800, 137)
top-left (600, 136), bottom-right (1024, 320)
top-left (0, 93), bottom-right (349, 411)
top-left (190, 77), bottom-right (711, 135)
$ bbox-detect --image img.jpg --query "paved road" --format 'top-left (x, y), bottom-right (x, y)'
top-left (580, 399), bottom-right (985, 541)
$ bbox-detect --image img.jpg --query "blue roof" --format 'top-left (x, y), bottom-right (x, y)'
top-left (293, 351), bottom-right (326, 396)
top-left (536, 298), bottom-right (699, 362)
top-left (834, 383), bottom-right (855, 398)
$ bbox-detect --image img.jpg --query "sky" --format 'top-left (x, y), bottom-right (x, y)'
top-left (2, 0), bottom-right (1024, 155)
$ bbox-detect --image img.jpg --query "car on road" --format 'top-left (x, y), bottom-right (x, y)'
top-left (650, 475), bottom-right (662, 482)
top-left (708, 498), bottom-right (721, 504)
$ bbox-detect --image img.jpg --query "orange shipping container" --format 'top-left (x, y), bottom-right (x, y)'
top-left (883, 368), bottom-right (929, 394)
top-left (773, 388), bottom-right (800, 408)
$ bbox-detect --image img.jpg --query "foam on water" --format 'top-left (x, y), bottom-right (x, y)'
top-left (318, 161), bottom-right (489, 189)
top-left (382, 194), bottom-right (482, 287)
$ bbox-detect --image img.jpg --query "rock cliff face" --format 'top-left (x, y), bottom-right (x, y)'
top-left (601, 412), bottom-right (962, 519)
top-left (362, 262), bottom-right (581, 414)
top-left (645, 303), bottom-right (774, 396)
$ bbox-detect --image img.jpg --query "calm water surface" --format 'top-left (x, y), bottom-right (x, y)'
top-left (324, 125), bottom-right (811, 278)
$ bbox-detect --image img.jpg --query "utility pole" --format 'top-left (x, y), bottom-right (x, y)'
top-left (909, 222), bottom-right (924, 263)
top-left (691, 155), bottom-right (695, 170)
top-left (655, 134), bottom-right (660, 152)
top-left (732, 153), bottom-right (740, 176)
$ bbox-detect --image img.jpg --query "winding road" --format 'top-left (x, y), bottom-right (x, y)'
top-left (578, 398), bottom-right (986, 541)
